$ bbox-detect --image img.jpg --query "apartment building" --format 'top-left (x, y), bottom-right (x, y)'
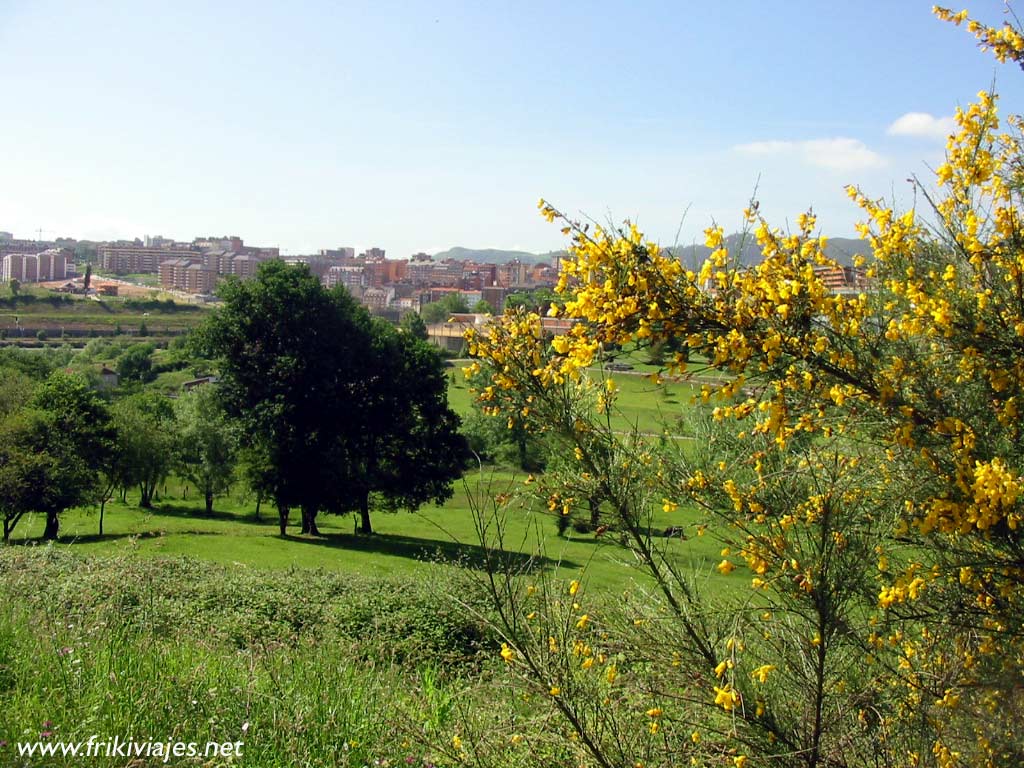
top-left (0, 249), bottom-right (70, 283)
top-left (227, 254), bottom-right (262, 279)
top-left (185, 263), bottom-right (217, 294)
top-left (36, 249), bottom-right (69, 281)
top-left (362, 286), bottom-right (393, 311)
top-left (101, 244), bottom-right (197, 274)
top-left (496, 260), bottom-right (530, 288)
top-left (320, 247), bottom-right (356, 260)
top-left (193, 235), bottom-right (243, 252)
top-left (324, 265), bottom-right (365, 293)
top-left (365, 258), bottom-right (407, 287)
top-left (813, 265), bottom-right (868, 293)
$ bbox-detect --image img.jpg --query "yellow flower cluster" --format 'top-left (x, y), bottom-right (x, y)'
top-left (935, 5), bottom-right (1024, 65)
top-left (468, 21), bottom-right (1024, 762)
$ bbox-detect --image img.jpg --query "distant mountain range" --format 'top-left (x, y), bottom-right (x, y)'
top-left (430, 247), bottom-right (560, 264)
top-left (666, 234), bottom-right (872, 269)
top-left (433, 235), bottom-right (871, 268)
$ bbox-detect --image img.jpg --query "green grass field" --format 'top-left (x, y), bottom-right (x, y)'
top-left (0, 341), bottom-right (744, 767)
top-left (6, 471), bottom-right (730, 595)
top-left (446, 365), bottom-right (701, 437)
top-left (101, 271), bottom-right (162, 287)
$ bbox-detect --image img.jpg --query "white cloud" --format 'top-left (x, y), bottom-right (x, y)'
top-left (887, 112), bottom-right (957, 140)
top-left (733, 137), bottom-right (885, 172)
top-left (802, 138), bottom-right (885, 171)
top-left (733, 140), bottom-right (794, 155)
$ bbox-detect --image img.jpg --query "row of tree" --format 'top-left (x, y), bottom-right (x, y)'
top-left (0, 260), bottom-right (470, 542)
top-left (0, 372), bottom-right (237, 543)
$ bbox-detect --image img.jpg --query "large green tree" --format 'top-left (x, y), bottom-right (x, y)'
top-left (399, 311), bottom-right (429, 341)
top-left (0, 412), bottom-right (64, 542)
top-left (197, 261), bottom-right (372, 536)
top-left (115, 343), bottom-right (155, 384)
top-left (340, 320), bottom-right (467, 534)
top-left (420, 293), bottom-right (469, 324)
top-left (199, 260), bottom-right (467, 537)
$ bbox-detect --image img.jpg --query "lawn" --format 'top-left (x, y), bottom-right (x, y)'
top-left (2, 333), bottom-right (729, 596)
top-left (0, 344), bottom-right (746, 768)
top-left (105, 271), bottom-right (162, 287)
top-left (7, 470), bottom-right (732, 595)
top-left (446, 364), bottom-right (700, 437)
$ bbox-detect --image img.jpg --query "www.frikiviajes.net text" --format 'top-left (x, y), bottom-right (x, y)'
top-left (15, 736), bottom-right (243, 762)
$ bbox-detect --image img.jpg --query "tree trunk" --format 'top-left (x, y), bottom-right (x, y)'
top-left (43, 511), bottom-right (59, 540)
top-left (139, 482), bottom-right (153, 509)
top-left (301, 505), bottom-right (320, 536)
top-left (358, 493), bottom-right (373, 535)
top-left (277, 502), bottom-right (289, 537)
top-left (99, 499), bottom-right (106, 537)
top-left (204, 488), bottom-right (214, 516)
top-left (254, 492), bottom-right (262, 521)
top-left (589, 496), bottom-right (601, 528)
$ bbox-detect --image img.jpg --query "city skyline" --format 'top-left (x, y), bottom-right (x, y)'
top-left (3, 1), bottom-right (1023, 256)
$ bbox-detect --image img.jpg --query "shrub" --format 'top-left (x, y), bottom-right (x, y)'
top-left (464, 10), bottom-right (1024, 766)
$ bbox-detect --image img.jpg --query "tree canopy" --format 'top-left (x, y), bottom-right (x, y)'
top-left (420, 293), bottom-right (469, 324)
top-left (198, 260), bottom-right (467, 536)
top-left (342, 319), bottom-right (467, 533)
top-left (112, 391), bottom-right (176, 509)
top-left (0, 373), bottom-right (115, 541)
top-left (174, 384), bottom-right (238, 516)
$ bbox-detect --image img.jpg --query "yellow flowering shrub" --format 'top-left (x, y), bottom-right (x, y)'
top-left (465, 6), bottom-right (1024, 768)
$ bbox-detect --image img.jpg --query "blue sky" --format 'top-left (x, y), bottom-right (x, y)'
top-left (2, 0), bottom-right (1022, 256)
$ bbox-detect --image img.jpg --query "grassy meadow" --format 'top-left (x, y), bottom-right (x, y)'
top-left (5, 470), bottom-right (725, 595)
top-left (0, 351), bottom-right (745, 767)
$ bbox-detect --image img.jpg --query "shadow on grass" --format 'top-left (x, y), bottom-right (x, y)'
top-left (144, 503), bottom-right (273, 527)
top-left (554, 527), bottom-right (688, 545)
top-left (9, 529), bottom-right (224, 546)
top-left (285, 530), bottom-right (578, 573)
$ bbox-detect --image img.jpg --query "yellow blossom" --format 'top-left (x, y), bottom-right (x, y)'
top-left (751, 664), bottom-right (776, 684)
top-left (713, 684), bottom-right (740, 711)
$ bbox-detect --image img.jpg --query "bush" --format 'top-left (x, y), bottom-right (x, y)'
top-left (0, 549), bottom-right (497, 663)
top-left (464, 11), bottom-right (1024, 766)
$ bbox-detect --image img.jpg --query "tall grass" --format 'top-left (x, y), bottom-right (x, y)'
top-left (0, 549), bottom-right (514, 767)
